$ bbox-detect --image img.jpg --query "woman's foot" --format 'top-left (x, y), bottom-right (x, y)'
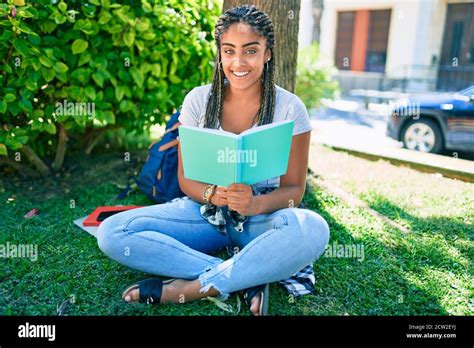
top-left (123, 278), bottom-right (263, 316)
top-left (249, 293), bottom-right (263, 316)
top-left (123, 278), bottom-right (219, 304)
top-left (243, 284), bottom-right (269, 316)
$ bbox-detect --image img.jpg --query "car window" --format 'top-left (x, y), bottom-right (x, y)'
top-left (458, 86), bottom-right (474, 96)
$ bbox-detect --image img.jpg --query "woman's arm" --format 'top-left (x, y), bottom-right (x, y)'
top-left (178, 129), bottom-right (311, 213)
top-left (253, 131), bottom-right (311, 214)
top-left (177, 139), bottom-right (210, 204)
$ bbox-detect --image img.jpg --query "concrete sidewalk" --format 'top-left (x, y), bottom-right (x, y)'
top-left (310, 99), bottom-right (403, 152)
top-left (310, 98), bottom-right (474, 182)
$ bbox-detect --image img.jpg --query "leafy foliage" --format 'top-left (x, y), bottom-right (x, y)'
top-left (0, 0), bottom-right (219, 164)
top-left (296, 43), bottom-right (340, 109)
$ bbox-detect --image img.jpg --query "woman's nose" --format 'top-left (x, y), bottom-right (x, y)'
top-left (231, 57), bottom-right (247, 68)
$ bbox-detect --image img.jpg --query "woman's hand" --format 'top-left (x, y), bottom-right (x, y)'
top-left (210, 186), bottom-right (228, 207)
top-left (226, 183), bottom-right (259, 216)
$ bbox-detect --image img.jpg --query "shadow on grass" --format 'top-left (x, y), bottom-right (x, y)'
top-left (0, 153), bottom-right (469, 315)
top-left (0, 151), bottom-right (241, 316)
top-left (292, 182), bottom-right (458, 315)
top-left (361, 194), bottom-right (472, 275)
top-left (365, 195), bottom-right (472, 303)
top-left (365, 193), bottom-right (472, 238)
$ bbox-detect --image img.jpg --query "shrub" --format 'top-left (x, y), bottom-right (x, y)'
top-left (0, 0), bottom-right (219, 175)
top-left (296, 42), bottom-right (340, 109)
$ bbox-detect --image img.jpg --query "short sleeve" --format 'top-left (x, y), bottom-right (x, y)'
top-left (178, 88), bottom-right (200, 127)
top-left (285, 95), bottom-right (313, 136)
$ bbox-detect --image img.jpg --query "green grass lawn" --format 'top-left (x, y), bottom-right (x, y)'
top-left (0, 145), bottom-right (472, 315)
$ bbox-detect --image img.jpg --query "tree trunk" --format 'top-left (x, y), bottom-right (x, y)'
top-left (21, 145), bottom-right (50, 176)
top-left (222, 0), bottom-right (301, 93)
top-left (81, 124), bottom-right (122, 155)
top-left (84, 132), bottom-right (104, 155)
top-left (0, 156), bottom-right (39, 177)
top-left (51, 123), bottom-right (68, 171)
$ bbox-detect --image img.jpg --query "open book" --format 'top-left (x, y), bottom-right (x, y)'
top-left (178, 120), bottom-right (294, 186)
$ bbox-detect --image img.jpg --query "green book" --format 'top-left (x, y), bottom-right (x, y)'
top-left (178, 120), bottom-right (294, 187)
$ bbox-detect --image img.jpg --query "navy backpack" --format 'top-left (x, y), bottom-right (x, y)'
top-left (132, 111), bottom-right (186, 203)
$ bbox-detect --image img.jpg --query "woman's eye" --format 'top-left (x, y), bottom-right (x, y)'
top-left (223, 49), bottom-right (256, 54)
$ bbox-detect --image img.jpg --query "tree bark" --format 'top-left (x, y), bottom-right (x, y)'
top-left (21, 145), bottom-right (51, 176)
top-left (81, 124), bottom-right (122, 155)
top-left (85, 133), bottom-right (104, 155)
top-left (51, 123), bottom-right (68, 171)
top-left (222, 0), bottom-right (301, 93)
top-left (0, 156), bottom-right (39, 177)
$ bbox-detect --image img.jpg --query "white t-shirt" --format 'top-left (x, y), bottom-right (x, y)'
top-left (178, 83), bottom-right (313, 189)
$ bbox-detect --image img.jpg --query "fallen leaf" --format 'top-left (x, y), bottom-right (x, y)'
top-left (201, 296), bottom-right (234, 314)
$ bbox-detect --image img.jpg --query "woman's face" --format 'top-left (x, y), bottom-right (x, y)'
top-left (219, 23), bottom-right (271, 91)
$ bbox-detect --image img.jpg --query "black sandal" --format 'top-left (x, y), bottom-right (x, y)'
top-left (122, 278), bottom-right (177, 305)
top-left (243, 283), bottom-right (269, 316)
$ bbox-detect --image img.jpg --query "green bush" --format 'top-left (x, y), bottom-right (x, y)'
top-left (296, 42), bottom-right (340, 109)
top-left (0, 0), bottom-right (219, 174)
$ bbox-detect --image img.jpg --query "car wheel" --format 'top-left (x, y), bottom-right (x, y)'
top-left (401, 119), bottom-right (443, 154)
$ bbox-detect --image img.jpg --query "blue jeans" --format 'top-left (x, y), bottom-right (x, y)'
top-left (97, 197), bottom-right (330, 299)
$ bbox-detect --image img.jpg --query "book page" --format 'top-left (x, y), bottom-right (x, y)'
top-left (179, 125), bottom-right (239, 186)
top-left (239, 120), bottom-right (294, 184)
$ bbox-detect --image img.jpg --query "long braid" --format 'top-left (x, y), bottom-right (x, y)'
top-left (204, 5), bottom-right (276, 129)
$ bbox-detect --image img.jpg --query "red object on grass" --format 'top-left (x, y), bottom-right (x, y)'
top-left (24, 208), bottom-right (40, 219)
top-left (83, 206), bottom-right (144, 226)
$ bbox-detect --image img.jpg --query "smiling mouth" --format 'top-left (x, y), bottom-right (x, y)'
top-left (232, 70), bottom-right (250, 77)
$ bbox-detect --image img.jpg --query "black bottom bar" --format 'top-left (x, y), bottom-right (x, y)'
top-left (0, 315), bottom-right (472, 346)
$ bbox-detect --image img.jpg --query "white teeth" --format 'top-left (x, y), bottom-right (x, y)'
top-left (233, 71), bottom-right (249, 77)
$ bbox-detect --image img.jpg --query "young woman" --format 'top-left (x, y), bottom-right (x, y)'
top-left (97, 5), bottom-right (330, 316)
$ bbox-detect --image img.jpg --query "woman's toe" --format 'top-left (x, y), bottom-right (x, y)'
top-left (124, 288), bottom-right (140, 302)
top-left (250, 294), bottom-right (262, 316)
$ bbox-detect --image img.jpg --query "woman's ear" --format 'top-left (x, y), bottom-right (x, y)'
top-left (265, 48), bottom-right (272, 62)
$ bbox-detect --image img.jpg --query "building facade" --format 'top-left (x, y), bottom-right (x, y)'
top-left (316, 0), bottom-right (474, 94)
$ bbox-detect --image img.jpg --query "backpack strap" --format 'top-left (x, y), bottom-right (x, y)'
top-left (116, 176), bottom-right (140, 200)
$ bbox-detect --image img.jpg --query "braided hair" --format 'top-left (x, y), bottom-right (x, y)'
top-left (203, 5), bottom-right (276, 129)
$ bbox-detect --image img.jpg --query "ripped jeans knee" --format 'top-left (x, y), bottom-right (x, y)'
top-left (198, 264), bottom-right (231, 300)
